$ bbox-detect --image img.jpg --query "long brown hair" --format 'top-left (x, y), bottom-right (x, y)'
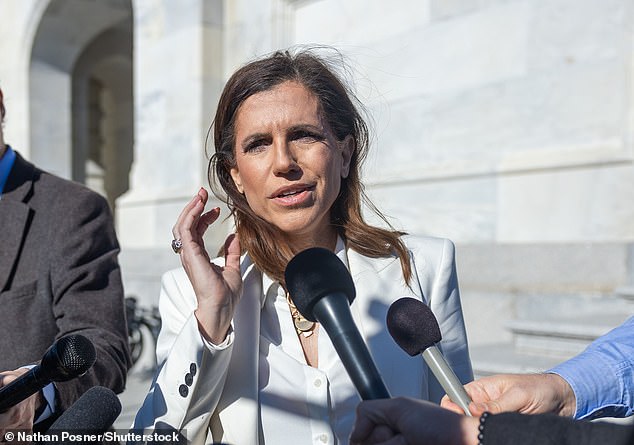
top-left (0, 88), bottom-right (5, 122)
top-left (209, 48), bottom-right (411, 285)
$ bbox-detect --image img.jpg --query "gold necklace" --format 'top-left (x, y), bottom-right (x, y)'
top-left (286, 292), bottom-right (316, 337)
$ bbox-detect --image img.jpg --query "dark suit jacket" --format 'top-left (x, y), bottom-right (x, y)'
top-left (0, 149), bottom-right (130, 422)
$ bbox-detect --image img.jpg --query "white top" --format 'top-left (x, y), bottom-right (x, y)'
top-left (258, 239), bottom-right (357, 445)
top-left (132, 235), bottom-right (473, 445)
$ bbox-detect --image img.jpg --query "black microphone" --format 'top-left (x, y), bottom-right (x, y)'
top-left (285, 247), bottom-right (390, 400)
top-left (386, 297), bottom-right (472, 415)
top-left (47, 386), bottom-right (121, 444)
top-left (0, 335), bottom-right (96, 412)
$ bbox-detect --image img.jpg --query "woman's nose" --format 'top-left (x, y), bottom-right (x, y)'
top-left (272, 141), bottom-right (299, 175)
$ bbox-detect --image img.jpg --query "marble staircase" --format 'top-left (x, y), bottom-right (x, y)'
top-left (470, 286), bottom-right (634, 377)
top-left (454, 242), bottom-right (634, 378)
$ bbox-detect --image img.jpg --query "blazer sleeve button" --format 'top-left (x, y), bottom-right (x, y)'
top-left (190, 363), bottom-right (197, 376)
top-left (179, 384), bottom-right (189, 397)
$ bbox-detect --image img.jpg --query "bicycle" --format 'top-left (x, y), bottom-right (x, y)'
top-left (126, 296), bottom-right (161, 369)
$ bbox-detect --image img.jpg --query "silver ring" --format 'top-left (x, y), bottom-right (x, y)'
top-left (171, 238), bottom-right (183, 254)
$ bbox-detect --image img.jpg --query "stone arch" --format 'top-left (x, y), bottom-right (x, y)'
top-left (29, 0), bottom-right (133, 211)
top-left (72, 23), bottom-right (133, 211)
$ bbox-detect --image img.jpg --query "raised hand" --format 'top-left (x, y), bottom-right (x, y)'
top-left (172, 188), bottom-right (243, 344)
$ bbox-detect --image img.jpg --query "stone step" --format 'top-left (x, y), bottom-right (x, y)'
top-left (615, 286), bottom-right (634, 300)
top-left (507, 313), bottom-right (629, 357)
top-left (470, 342), bottom-right (567, 378)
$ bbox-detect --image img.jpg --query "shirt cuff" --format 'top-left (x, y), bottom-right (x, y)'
top-left (35, 383), bottom-right (56, 423)
top-left (548, 347), bottom-right (630, 420)
top-left (201, 325), bottom-right (234, 351)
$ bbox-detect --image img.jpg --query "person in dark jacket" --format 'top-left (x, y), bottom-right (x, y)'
top-left (0, 86), bottom-right (130, 434)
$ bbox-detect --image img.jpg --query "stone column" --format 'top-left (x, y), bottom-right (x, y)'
top-left (117, 0), bottom-right (227, 303)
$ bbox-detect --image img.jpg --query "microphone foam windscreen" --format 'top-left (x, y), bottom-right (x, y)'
top-left (386, 297), bottom-right (442, 356)
top-left (42, 334), bottom-right (97, 381)
top-left (284, 247), bottom-right (356, 322)
top-left (48, 386), bottom-right (122, 432)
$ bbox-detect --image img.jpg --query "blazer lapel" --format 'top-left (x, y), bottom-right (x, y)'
top-left (215, 256), bottom-right (262, 445)
top-left (346, 248), bottom-right (428, 398)
top-left (0, 200), bottom-right (30, 292)
top-left (346, 249), bottom-right (421, 336)
top-left (0, 153), bottom-right (34, 292)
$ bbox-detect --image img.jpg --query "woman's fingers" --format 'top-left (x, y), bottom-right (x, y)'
top-left (196, 207), bottom-right (221, 239)
top-left (224, 233), bottom-right (241, 272)
top-left (219, 233), bottom-right (243, 299)
top-left (175, 191), bottom-right (214, 255)
top-left (172, 188), bottom-right (210, 240)
top-left (180, 199), bottom-right (204, 237)
top-left (173, 192), bottom-right (217, 292)
top-left (197, 187), bottom-right (208, 203)
top-left (172, 192), bottom-right (204, 238)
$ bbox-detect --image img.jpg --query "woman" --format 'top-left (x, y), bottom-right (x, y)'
top-left (132, 48), bottom-right (472, 445)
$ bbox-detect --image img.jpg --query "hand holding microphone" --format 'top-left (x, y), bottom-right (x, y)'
top-left (386, 297), bottom-right (473, 416)
top-left (0, 334), bottom-right (96, 414)
top-left (285, 247), bottom-right (391, 400)
top-left (0, 334), bottom-right (95, 436)
top-left (0, 368), bottom-right (42, 434)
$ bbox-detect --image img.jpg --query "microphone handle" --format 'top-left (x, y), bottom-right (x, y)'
top-left (313, 293), bottom-right (391, 400)
top-left (0, 366), bottom-right (47, 412)
top-left (422, 346), bottom-right (472, 416)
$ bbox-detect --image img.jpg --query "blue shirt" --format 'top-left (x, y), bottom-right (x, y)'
top-left (0, 144), bottom-right (16, 197)
top-left (548, 316), bottom-right (634, 420)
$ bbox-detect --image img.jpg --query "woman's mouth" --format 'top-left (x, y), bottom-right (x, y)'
top-left (271, 185), bottom-right (315, 206)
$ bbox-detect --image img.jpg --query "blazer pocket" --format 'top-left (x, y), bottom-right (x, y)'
top-left (0, 280), bottom-right (38, 302)
top-left (0, 280), bottom-right (53, 335)
top-left (0, 280), bottom-right (57, 369)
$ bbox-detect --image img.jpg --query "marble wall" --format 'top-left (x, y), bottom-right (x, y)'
top-left (284, 0), bottom-right (634, 243)
top-left (1, 0), bottom-right (632, 311)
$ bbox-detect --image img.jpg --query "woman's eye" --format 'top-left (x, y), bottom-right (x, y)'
top-left (244, 140), bottom-right (268, 153)
top-left (293, 131), bottom-right (323, 144)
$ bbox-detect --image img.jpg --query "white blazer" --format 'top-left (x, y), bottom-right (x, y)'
top-left (132, 236), bottom-right (473, 445)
